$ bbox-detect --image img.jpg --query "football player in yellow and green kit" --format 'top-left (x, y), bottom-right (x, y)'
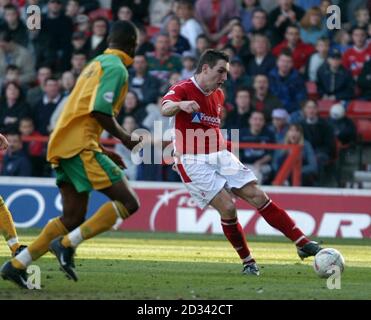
top-left (0, 133), bottom-right (26, 257)
top-left (1, 21), bottom-right (142, 288)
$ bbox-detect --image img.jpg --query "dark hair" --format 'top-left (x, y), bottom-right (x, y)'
top-left (236, 86), bottom-right (251, 95)
top-left (72, 49), bottom-right (87, 57)
top-left (6, 64), bottom-right (19, 72)
top-left (4, 81), bottom-right (23, 101)
top-left (285, 24), bottom-right (300, 32)
top-left (351, 26), bottom-right (367, 34)
top-left (45, 76), bottom-right (59, 84)
top-left (4, 4), bottom-right (18, 12)
top-left (108, 20), bottom-right (138, 57)
top-left (176, 0), bottom-right (194, 8)
top-left (278, 48), bottom-right (293, 58)
top-left (195, 49), bottom-right (229, 74)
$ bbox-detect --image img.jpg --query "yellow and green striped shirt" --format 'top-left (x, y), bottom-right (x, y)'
top-left (47, 48), bottom-right (133, 165)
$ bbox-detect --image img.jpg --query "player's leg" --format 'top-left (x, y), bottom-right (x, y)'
top-left (59, 176), bottom-right (139, 249)
top-left (50, 177), bottom-right (139, 281)
top-left (1, 183), bottom-right (88, 288)
top-left (209, 189), bottom-right (259, 275)
top-left (0, 195), bottom-right (25, 256)
top-left (232, 181), bottom-right (322, 258)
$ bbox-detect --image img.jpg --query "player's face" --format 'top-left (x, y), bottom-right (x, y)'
top-left (207, 60), bottom-right (229, 90)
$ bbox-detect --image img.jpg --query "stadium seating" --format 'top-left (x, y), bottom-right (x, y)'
top-left (347, 100), bottom-right (371, 119)
top-left (306, 81), bottom-right (320, 100)
top-left (88, 8), bottom-right (113, 21)
top-left (317, 99), bottom-right (338, 117)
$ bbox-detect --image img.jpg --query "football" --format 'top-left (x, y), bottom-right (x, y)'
top-left (313, 248), bottom-right (345, 278)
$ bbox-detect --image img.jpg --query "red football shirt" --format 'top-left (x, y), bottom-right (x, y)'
top-left (342, 44), bottom-right (371, 78)
top-left (162, 77), bottom-right (227, 154)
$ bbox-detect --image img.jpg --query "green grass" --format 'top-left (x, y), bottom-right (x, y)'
top-left (0, 230), bottom-right (370, 300)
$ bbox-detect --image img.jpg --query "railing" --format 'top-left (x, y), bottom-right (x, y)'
top-left (14, 136), bottom-right (303, 186)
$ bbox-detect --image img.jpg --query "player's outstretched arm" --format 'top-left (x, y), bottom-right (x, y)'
top-left (92, 112), bottom-right (142, 151)
top-left (161, 101), bottom-right (201, 117)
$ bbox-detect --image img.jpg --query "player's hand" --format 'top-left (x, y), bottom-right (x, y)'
top-left (123, 134), bottom-right (143, 151)
top-left (179, 101), bottom-right (200, 114)
top-left (0, 134), bottom-right (9, 151)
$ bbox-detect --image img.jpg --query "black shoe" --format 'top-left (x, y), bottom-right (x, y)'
top-left (242, 262), bottom-right (260, 276)
top-left (12, 245), bottom-right (28, 257)
top-left (0, 261), bottom-right (28, 289)
top-left (297, 241), bottom-right (322, 260)
top-left (49, 237), bottom-right (78, 282)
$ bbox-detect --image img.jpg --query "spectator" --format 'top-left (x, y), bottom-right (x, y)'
top-left (316, 49), bottom-right (354, 101)
top-left (299, 6), bottom-right (328, 45)
top-left (224, 87), bottom-right (254, 130)
top-left (342, 26), bottom-right (371, 79)
top-left (146, 33), bottom-right (182, 85)
top-left (269, 108), bottom-right (289, 143)
top-left (0, 30), bottom-right (35, 86)
top-left (224, 56), bottom-right (252, 104)
top-left (269, 49), bottom-right (307, 114)
top-left (18, 117), bottom-right (46, 176)
top-left (2, 4), bottom-right (29, 48)
top-left (224, 23), bottom-right (250, 64)
top-left (175, 0), bottom-right (204, 52)
top-left (306, 36), bottom-right (329, 82)
top-left (299, 99), bottom-right (336, 169)
top-left (331, 29), bottom-right (352, 54)
top-left (60, 70), bottom-right (76, 96)
top-left (117, 90), bottom-right (146, 126)
top-left (248, 8), bottom-right (273, 41)
top-left (240, 0), bottom-right (261, 33)
top-left (352, 7), bottom-right (370, 29)
top-left (1, 64), bottom-right (21, 92)
top-left (71, 31), bottom-right (89, 55)
top-left (117, 5), bottom-right (134, 23)
top-left (358, 59), bottom-right (371, 100)
top-left (70, 50), bottom-right (87, 77)
top-left (251, 74), bottom-right (283, 123)
top-left (0, 0), bottom-right (12, 20)
top-left (135, 25), bottom-right (155, 56)
top-left (194, 34), bottom-right (210, 59)
top-left (195, 0), bottom-right (240, 43)
top-left (112, 0), bottom-right (150, 25)
top-left (1, 130), bottom-right (32, 176)
top-left (85, 17), bottom-right (109, 59)
top-left (26, 65), bottom-right (52, 107)
top-left (0, 81), bottom-right (31, 133)
top-left (328, 103), bottom-right (357, 145)
top-left (41, 0), bottom-right (74, 72)
top-left (31, 77), bottom-right (63, 135)
top-left (129, 55), bottom-right (161, 105)
top-left (273, 123), bottom-right (318, 186)
top-left (268, 0), bottom-right (305, 46)
top-left (166, 16), bottom-right (191, 55)
top-left (272, 24), bottom-right (316, 72)
top-left (65, 0), bottom-right (81, 27)
top-left (180, 51), bottom-right (196, 80)
top-left (239, 111), bottom-right (275, 184)
top-left (246, 34), bottom-right (276, 76)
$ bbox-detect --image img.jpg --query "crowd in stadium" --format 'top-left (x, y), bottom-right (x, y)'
top-left (0, 0), bottom-right (370, 186)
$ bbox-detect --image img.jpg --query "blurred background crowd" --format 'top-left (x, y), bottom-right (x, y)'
top-left (0, 0), bottom-right (370, 187)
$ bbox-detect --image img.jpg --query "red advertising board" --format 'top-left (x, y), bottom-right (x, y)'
top-left (122, 182), bottom-right (371, 239)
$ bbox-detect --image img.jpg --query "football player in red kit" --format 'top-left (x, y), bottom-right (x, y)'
top-left (161, 49), bottom-right (322, 275)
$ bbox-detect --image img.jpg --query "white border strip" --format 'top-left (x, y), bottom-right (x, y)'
top-left (0, 177), bottom-right (370, 196)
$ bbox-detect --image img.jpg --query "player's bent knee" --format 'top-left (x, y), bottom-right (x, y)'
top-left (220, 202), bottom-right (237, 219)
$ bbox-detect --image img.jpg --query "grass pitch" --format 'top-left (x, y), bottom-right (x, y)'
top-left (0, 230), bottom-right (370, 300)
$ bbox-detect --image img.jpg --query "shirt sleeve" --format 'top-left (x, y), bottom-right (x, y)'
top-left (92, 63), bottom-right (127, 116)
top-left (161, 83), bottom-right (187, 105)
